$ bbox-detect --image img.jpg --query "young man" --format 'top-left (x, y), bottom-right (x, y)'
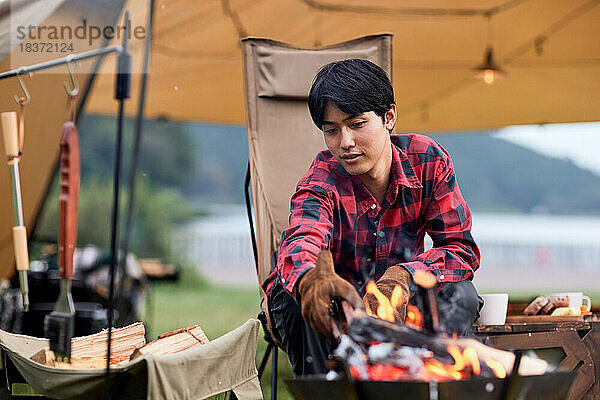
top-left (263, 59), bottom-right (482, 376)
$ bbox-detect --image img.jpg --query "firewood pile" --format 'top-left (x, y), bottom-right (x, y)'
top-left (30, 322), bottom-right (209, 369)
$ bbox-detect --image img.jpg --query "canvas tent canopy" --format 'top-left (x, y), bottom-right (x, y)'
top-left (0, 0), bottom-right (599, 280)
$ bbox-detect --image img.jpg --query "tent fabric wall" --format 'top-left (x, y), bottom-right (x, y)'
top-left (242, 35), bottom-right (392, 333)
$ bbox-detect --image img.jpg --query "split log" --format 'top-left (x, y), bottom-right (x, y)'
top-left (30, 323), bottom-right (210, 369)
top-left (348, 311), bottom-right (548, 376)
top-left (71, 322), bottom-right (146, 359)
top-left (30, 322), bottom-right (145, 369)
top-left (30, 348), bottom-right (131, 369)
top-left (130, 325), bottom-right (209, 360)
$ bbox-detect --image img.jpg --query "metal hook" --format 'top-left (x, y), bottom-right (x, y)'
top-left (63, 55), bottom-right (79, 96)
top-left (13, 69), bottom-right (32, 104)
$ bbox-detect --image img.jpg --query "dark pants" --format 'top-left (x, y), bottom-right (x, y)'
top-left (267, 279), bottom-right (483, 376)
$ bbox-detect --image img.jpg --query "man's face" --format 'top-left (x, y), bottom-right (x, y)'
top-left (321, 101), bottom-right (396, 180)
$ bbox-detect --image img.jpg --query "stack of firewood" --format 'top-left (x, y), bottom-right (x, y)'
top-left (31, 322), bottom-right (209, 369)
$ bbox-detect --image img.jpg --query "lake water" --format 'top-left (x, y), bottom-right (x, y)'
top-left (173, 207), bottom-right (600, 293)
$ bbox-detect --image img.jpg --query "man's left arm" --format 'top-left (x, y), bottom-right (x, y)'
top-left (402, 154), bottom-right (480, 283)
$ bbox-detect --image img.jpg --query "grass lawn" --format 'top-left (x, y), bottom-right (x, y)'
top-left (141, 267), bottom-right (295, 400)
top-left (142, 267), bottom-right (600, 400)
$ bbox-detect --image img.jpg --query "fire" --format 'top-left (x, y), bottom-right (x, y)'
top-left (405, 305), bottom-right (423, 329)
top-left (364, 282), bottom-right (415, 325)
top-left (447, 345), bottom-right (465, 371)
top-left (484, 358), bottom-right (507, 379)
top-left (350, 341), bottom-right (507, 382)
top-left (423, 359), bottom-right (463, 380)
top-left (463, 347), bottom-right (481, 375)
top-left (420, 345), bottom-right (486, 381)
top-left (357, 280), bottom-right (508, 382)
top-left (364, 281), bottom-right (396, 322)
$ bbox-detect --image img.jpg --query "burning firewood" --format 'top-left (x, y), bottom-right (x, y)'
top-left (336, 271), bottom-right (547, 382)
top-left (346, 311), bottom-right (547, 379)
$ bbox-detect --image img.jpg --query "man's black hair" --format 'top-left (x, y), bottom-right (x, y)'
top-left (308, 59), bottom-right (395, 129)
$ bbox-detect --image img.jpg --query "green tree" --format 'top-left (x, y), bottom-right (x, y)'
top-left (77, 115), bottom-right (195, 190)
top-left (34, 177), bottom-right (195, 259)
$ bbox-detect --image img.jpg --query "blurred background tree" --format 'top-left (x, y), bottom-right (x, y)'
top-left (32, 114), bottom-right (199, 261)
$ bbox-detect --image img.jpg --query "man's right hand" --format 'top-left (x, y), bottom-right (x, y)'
top-left (297, 250), bottom-right (364, 338)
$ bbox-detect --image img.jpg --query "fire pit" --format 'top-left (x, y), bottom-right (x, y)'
top-left (287, 273), bottom-right (577, 400)
top-left (286, 370), bottom-right (575, 400)
top-left (286, 313), bottom-right (576, 400)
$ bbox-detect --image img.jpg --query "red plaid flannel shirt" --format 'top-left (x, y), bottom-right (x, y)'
top-left (263, 133), bottom-right (480, 299)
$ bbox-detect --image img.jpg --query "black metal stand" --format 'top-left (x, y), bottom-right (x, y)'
top-left (245, 162), bottom-right (279, 400)
top-left (116, 0), bottom-right (155, 328)
top-left (104, 11), bottom-right (132, 400)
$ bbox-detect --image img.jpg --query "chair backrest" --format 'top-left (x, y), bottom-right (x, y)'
top-left (242, 34), bottom-right (392, 292)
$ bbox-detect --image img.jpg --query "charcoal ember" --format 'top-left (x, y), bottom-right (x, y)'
top-left (366, 342), bottom-right (395, 362)
top-left (367, 343), bottom-right (432, 376)
top-left (333, 334), bottom-right (369, 380)
top-left (348, 314), bottom-right (450, 358)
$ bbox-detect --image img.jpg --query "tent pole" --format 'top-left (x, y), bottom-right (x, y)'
top-left (116, 0), bottom-right (155, 326)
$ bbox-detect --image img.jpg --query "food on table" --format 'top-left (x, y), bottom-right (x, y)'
top-left (523, 296), bottom-right (549, 315)
top-left (524, 296), bottom-right (570, 315)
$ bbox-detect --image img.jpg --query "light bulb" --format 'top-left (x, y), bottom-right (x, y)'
top-left (483, 69), bottom-right (495, 85)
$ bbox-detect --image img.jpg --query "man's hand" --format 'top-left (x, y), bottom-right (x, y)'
top-left (363, 265), bottom-right (411, 322)
top-left (298, 250), bottom-right (364, 338)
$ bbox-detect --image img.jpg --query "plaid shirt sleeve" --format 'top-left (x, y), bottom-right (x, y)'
top-left (276, 183), bottom-right (334, 299)
top-left (400, 152), bottom-right (480, 283)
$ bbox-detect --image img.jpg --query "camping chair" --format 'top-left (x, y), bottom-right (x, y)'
top-left (241, 34), bottom-right (392, 398)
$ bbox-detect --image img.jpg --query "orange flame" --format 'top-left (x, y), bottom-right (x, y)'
top-left (463, 347), bottom-right (481, 375)
top-left (390, 285), bottom-right (404, 308)
top-left (364, 282), bottom-right (411, 323)
top-left (364, 281), bottom-right (396, 322)
top-left (354, 341), bottom-right (508, 382)
top-left (484, 358), bottom-right (507, 379)
top-left (405, 305), bottom-right (423, 329)
top-left (361, 281), bottom-right (505, 382)
top-left (419, 345), bottom-right (489, 381)
top-left (447, 345), bottom-right (465, 371)
top-left (423, 359), bottom-right (463, 381)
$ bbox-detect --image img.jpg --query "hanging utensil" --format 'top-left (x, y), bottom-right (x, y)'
top-left (0, 111), bottom-right (30, 312)
top-left (44, 116), bottom-right (80, 361)
top-left (44, 65), bottom-right (81, 361)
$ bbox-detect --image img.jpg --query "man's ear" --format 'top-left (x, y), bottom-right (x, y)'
top-left (385, 104), bottom-right (397, 132)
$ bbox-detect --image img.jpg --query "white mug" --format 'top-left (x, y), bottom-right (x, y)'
top-left (550, 292), bottom-right (591, 311)
top-left (478, 293), bottom-right (509, 325)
